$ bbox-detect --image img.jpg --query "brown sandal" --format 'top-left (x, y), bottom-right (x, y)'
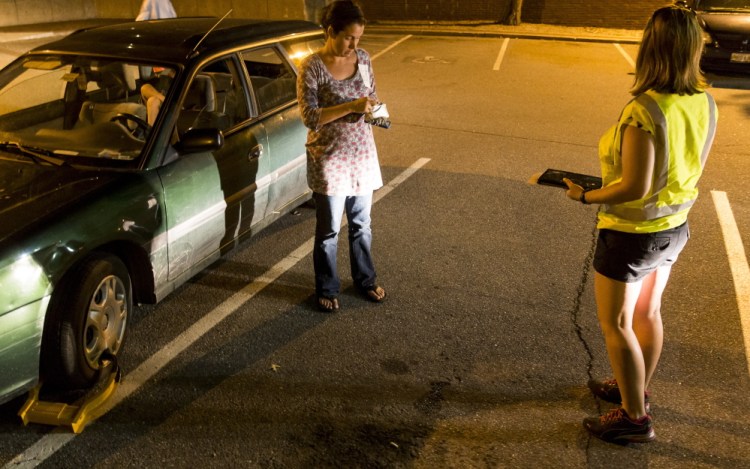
top-left (363, 285), bottom-right (386, 303)
top-left (317, 296), bottom-right (339, 312)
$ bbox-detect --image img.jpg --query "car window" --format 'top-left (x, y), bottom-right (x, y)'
top-left (176, 57), bottom-right (249, 135)
top-left (0, 55), bottom-right (175, 163)
top-left (283, 37), bottom-right (325, 68)
top-left (0, 67), bottom-right (68, 113)
top-left (241, 47), bottom-right (297, 114)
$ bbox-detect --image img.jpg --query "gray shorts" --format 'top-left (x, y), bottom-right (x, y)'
top-left (593, 222), bottom-right (690, 283)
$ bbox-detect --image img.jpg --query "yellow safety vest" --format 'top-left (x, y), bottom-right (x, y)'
top-left (597, 90), bottom-right (717, 233)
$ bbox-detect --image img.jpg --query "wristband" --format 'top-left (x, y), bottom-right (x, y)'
top-left (580, 189), bottom-right (590, 205)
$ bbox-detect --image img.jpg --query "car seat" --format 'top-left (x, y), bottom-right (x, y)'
top-left (177, 74), bottom-right (228, 132)
top-left (94, 63), bottom-right (137, 101)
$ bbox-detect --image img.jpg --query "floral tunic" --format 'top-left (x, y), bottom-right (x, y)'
top-left (297, 49), bottom-right (383, 196)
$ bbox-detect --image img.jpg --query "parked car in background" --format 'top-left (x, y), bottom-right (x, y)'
top-left (0, 18), bottom-right (324, 404)
top-left (694, 0), bottom-right (750, 75)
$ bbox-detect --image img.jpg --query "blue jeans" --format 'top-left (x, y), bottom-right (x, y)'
top-left (313, 192), bottom-right (377, 297)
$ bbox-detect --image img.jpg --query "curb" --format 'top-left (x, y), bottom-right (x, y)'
top-left (367, 25), bottom-right (642, 44)
top-left (0, 31), bottom-right (61, 42)
top-left (0, 19), bottom-right (124, 44)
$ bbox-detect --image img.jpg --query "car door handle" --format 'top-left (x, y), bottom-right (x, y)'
top-left (249, 144), bottom-right (263, 161)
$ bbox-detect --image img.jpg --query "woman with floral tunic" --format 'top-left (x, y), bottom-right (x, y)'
top-left (297, 0), bottom-right (386, 312)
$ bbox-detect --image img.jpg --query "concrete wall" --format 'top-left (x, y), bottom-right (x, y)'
top-left (360, 0), bottom-right (665, 30)
top-left (94, 0), bottom-right (305, 21)
top-left (360, 0), bottom-right (506, 22)
top-left (0, 0), bottom-right (305, 27)
top-left (0, 0), bottom-right (96, 26)
top-left (522, 0), bottom-right (665, 29)
top-left (0, 0), bottom-right (666, 29)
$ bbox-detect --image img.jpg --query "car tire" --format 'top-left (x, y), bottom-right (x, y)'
top-left (42, 253), bottom-right (131, 390)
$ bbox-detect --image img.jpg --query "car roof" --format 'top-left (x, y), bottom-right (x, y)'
top-left (30, 18), bottom-right (321, 64)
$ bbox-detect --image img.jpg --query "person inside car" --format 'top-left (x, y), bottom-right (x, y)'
top-left (140, 67), bottom-right (174, 126)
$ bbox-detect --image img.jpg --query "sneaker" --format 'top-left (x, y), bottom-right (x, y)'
top-left (588, 378), bottom-right (651, 413)
top-left (583, 407), bottom-right (655, 444)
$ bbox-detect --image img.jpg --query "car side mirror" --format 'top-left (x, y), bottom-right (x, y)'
top-left (176, 128), bottom-right (224, 154)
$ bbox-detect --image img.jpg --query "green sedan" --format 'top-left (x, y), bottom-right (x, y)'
top-left (0, 18), bottom-right (323, 403)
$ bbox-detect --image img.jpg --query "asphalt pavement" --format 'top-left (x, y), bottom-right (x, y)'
top-left (1, 21), bottom-right (747, 468)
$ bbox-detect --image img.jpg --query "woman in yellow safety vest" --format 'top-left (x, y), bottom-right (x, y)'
top-left (564, 4), bottom-right (717, 444)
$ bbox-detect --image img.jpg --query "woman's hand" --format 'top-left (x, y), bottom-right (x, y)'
top-left (350, 96), bottom-right (378, 114)
top-left (563, 178), bottom-right (585, 202)
top-left (317, 96), bottom-right (378, 127)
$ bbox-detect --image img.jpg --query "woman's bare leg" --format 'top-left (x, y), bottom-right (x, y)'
top-left (594, 272), bottom-right (648, 419)
top-left (633, 265), bottom-right (671, 390)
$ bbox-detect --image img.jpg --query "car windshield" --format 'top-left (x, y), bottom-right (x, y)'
top-left (0, 55), bottom-right (175, 163)
top-left (697, 0), bottom-right (750, 11)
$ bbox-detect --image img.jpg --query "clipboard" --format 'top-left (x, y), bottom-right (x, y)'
top-left (536, 169), bottom-right (602, 191)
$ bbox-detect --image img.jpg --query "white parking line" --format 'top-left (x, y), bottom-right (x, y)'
top-left (711, 190), bottom-right (750, 376)
top-left (613, 43), bottom-right (635, 69)
top-left (3, 158), bottom-right (430, 468)
top-left (371, 35), bottom-right (412, 60)
top-left (493, 38), bottom-right (510, 71)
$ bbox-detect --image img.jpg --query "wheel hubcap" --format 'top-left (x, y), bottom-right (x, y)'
top-left (84, 274), bottom-right (127, 369)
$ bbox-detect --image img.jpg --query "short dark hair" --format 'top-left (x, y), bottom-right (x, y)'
top-left (631, 5), bottom-right (707, 96)
top-left (320, 0), bottom-right (366, 37)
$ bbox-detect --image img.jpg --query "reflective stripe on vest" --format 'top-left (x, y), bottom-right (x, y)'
top-left (604, 92), bottom-right (717, 222)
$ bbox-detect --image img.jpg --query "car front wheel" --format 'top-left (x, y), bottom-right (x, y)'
top-left (42, 253), bottom-right (131, 390)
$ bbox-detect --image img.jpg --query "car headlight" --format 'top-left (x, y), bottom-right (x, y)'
top-left (0, 255), bottom-right (51, 312)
